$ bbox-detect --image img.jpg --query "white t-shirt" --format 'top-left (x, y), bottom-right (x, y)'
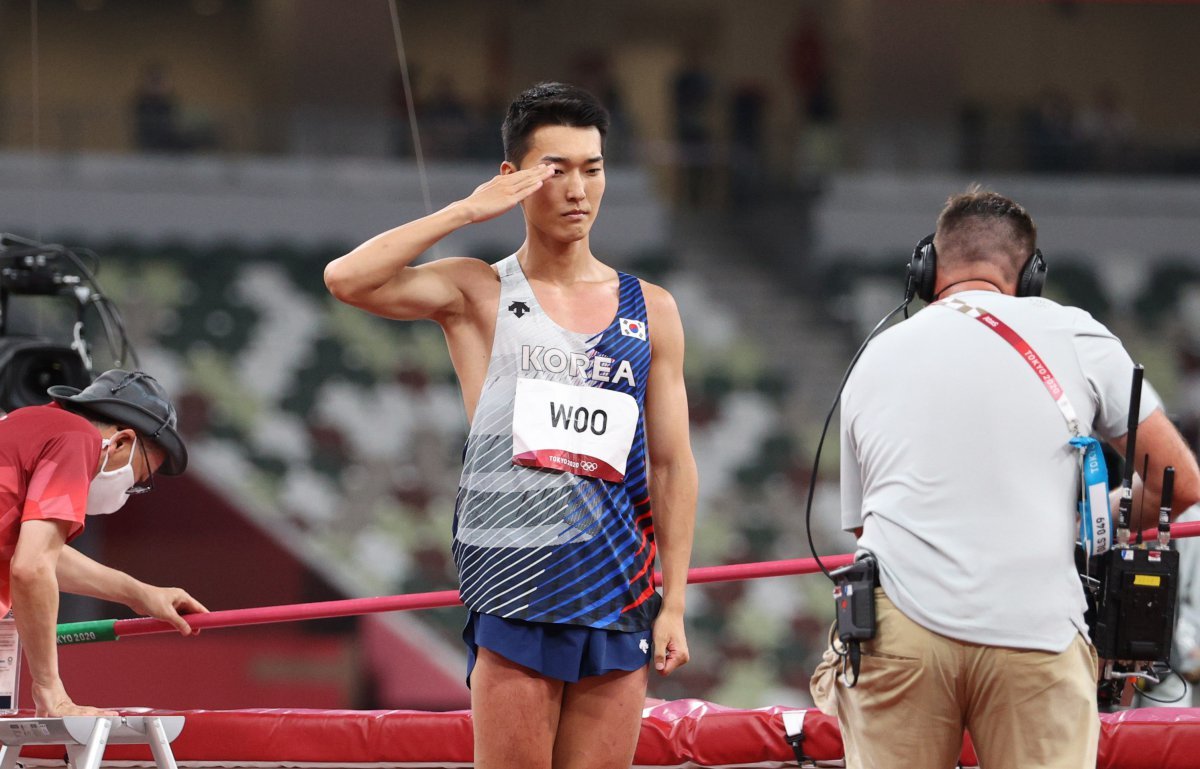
top-left (841, 291), bottom-right (1161, 652)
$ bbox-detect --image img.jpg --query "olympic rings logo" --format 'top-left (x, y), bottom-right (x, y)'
top-left (580, 461), bottom-right (598, 472)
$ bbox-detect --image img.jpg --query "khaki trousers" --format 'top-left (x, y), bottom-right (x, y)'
top-left (811, 589), bottom-right (1099, 769)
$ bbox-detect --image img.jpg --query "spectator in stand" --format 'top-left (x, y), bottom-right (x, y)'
top-left (424, 76), bottom-right (473, 158)
top-left (729, 82), bottom-right (768, 209)
top-left (132, 62), bottom-right (182, 152)
top-left (389, 64), bottom-right (421, 159)
top-left (1023, 88), bottom-right (1078, 173)
top-left (672, 47), bottom-right (716, 208)
top-left (1077, 85), bottom-right (1136, 173)
top-left (786, 12), bottom-right (834, 125)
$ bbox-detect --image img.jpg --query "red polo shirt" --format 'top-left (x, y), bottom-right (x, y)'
top-left (0, 404), bottom-right (100, 613)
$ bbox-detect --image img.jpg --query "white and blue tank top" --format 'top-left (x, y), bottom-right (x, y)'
top-left (452, 254), bottom-right (658, 631)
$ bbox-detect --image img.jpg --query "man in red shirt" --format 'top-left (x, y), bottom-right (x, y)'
top-left (1, 368), bottom-right (207, 716)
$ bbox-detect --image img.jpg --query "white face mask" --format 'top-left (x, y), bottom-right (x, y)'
top-left (87, 437), bottom-right (137, 516)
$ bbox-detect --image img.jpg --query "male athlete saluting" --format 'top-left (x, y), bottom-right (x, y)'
top-left (325, 82), bottom-right (697, 769)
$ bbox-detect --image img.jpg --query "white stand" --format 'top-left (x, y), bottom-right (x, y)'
top-left (0, 717), bottom-right (184, 769)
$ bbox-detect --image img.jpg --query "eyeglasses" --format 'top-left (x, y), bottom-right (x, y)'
top-left (126, 436), bottom-right (156, 495)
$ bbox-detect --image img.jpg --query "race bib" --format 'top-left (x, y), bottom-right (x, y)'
top-left (512, 378), bottom-right (639, 482)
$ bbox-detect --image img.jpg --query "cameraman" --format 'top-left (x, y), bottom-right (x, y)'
top-left (811, 188), bottom-right (1200, 768)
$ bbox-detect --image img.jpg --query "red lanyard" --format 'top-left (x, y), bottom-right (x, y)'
top-left (936, 296), bottom-right (1081, 437)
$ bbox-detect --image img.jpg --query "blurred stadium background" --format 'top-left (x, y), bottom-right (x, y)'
top-left (1, 0), bottom-right (1200, 712)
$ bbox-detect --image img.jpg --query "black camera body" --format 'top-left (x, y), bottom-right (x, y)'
top-left (0, 251), bottom-right (79, 297)
top-left (0, 237), bottom-right (101, 410)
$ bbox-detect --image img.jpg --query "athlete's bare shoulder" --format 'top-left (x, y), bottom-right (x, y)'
top-left (638, 279), bottom-right (681, 323)
top-left (425, 256), bottom-right (501, 287)
top-left (421, 256), bottom-right (501, 319)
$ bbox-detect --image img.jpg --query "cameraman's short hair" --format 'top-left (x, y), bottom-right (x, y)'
top-left (936, 186), bottom-right (1037, 280)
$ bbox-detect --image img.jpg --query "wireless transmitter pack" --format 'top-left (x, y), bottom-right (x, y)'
top-left (1090, 540), bottom-right (1178, 662)
top-left (1081, 365), bottom-right (1181, 704)
top-left (829, 554), bottom-right (877, 687)
top-left (832, 556), bottom-right (877, 645)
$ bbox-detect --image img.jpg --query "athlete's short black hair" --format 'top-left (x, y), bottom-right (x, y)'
top-left (502, 82), bottom-right (610, 165)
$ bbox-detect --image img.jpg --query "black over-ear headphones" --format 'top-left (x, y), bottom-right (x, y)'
top-left (905, 233), bottom-right (1048, 304)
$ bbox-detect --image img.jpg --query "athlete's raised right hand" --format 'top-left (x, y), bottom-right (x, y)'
top-left (461, 164), bottom-right (554, 224)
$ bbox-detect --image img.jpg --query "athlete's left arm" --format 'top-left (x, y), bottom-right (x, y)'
top-left (643, 282), bottom-right (698, 676)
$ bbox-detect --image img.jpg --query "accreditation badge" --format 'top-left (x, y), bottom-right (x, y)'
top-left (512, 378), bottom-right (639, 482)
top-left (1070, 435), bottom-right (1112, 557)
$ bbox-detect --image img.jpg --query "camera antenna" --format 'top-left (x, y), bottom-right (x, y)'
top-left (1115, 365), bottom-right (1144, 547)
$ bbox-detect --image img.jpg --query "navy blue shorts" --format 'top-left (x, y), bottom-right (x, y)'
top-left (463, 611), bottom-right (652, 685)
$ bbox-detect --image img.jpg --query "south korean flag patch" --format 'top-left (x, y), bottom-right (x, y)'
top-left (619, 317), bottom-right (647, 341)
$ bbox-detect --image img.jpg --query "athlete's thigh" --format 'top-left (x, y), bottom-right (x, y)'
top-left (471, 647), bottom-right (566, 769)
top-left (552, 666), bottom-right (648, 769)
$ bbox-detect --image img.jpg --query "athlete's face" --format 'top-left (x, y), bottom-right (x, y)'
top-left (506, 125), bottom-right (605, 243)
